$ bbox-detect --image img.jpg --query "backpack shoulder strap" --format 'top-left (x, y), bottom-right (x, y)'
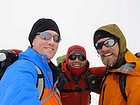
top-left (25, 60), bottom-right (59, 104)
top-left (23, 59), bottom-right (45, 100)
top-left (119, 73), bottom-right (127, 101)
top-left (34, 65), bottom-right (45, 100)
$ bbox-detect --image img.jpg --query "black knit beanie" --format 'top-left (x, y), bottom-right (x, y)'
top-left (28, 18), bottom-right (60, 46)
top-left (93, 30), bottom-right (116, 46)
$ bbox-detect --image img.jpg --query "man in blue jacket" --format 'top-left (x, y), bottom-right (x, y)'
top-left (0, 18), bottom-right (62, 105)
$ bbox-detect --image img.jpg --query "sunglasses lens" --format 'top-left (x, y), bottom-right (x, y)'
top-left (39, 32), bottom-right (51, 40)
top-left (39, 32), bottom-right (61, 42)
top-left (69, 54), bottom-right (76, 60)
top-left (104, 39), bottom-right (115, 47)
top-left (53, 35), bottom-right (60, 42)
top-left (69, 54), bottom-right (85, 61)
top-left (95, 38), bottom-right (117, 50)
top-left (78, 55), bottom-right (86, 61)
top-left (95, 42), bottom-right (103, 50)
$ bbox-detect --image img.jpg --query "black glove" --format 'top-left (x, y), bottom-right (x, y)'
top-left (56, 72), bottom-right (68, 90)
top-left (135, 52), bottom-right (140, 58)
top-left (87, 74), bottom-right (99, 91)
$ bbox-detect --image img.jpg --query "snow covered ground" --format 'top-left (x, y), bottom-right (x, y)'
top-left (90, 93), bottom-right (99, 105)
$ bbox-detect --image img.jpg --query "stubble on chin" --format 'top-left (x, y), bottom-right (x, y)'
top-left (101, 54), bottom-right (117, 67)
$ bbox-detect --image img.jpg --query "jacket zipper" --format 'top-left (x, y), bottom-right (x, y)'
top-left (76, 84), bottom-right (78, 105)
top-left (101, 83), bottom-right (106, 105)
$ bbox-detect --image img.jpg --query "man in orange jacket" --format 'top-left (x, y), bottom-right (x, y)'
top-left (93, 24), bottom-right (140, 105)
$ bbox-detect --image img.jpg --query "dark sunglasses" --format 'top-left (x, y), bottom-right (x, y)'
top-left (95, 37), bottom-right (118, 50)
top-left (37, 32), bottom-right (61, 43)
top-left (69, 53), bottom-right (86, 61)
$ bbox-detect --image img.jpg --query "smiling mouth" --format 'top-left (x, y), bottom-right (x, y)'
top-left (44, 47), bottom-right (54, 51)
top-left (72, 64), bottom-right (81, 67)
top-left (103, 53), bottom-right (113, 57)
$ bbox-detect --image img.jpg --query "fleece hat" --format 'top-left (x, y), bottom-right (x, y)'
top-left (66, 45), bottom-right (87, 60)
top-left (28, 18), bottom-right (60, 46)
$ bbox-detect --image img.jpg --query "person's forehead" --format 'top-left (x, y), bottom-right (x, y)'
top-left (44, 30), bottom-right (59, 36)
top-left (70, 51), bottom-right (84, 56)
top-left (73, 52), bottom-right (83, 55)
top-left (97, 37), bottom-right (110, 43)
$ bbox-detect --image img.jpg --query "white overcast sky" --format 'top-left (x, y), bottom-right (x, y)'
top-left (0, 0), bottom-right (140, 104)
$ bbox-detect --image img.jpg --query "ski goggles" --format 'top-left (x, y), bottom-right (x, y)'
top-left (95, 37), bottom-right (118, 50)
top-left (68, 52), bottom-right (86, 61)
top-left (37, 32), bottom-right (61, 43)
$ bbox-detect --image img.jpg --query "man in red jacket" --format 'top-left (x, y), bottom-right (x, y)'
top-left (56, 45), bottom-right (105, 105)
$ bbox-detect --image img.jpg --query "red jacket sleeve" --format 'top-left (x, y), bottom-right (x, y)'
top-left (89, 66), bottom-right (106, 81)
top-left (89, 66), bottom-right (106, 94)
